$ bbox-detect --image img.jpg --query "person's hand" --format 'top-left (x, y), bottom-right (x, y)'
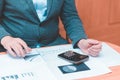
top-left (77, 39), bottom-right (102, 57)
top-left (1, 36), bottom-right (32, 57)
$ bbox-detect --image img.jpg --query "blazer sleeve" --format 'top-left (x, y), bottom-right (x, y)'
top-left (0, 0), bottom-right (11, 41)
top-left (0, 0), bottom-right (3, 17)
top-left (60, 0), bottom-right (87, 48)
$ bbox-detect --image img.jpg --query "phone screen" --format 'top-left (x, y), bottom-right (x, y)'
top-left (58, 51), bottom-right (89, 64)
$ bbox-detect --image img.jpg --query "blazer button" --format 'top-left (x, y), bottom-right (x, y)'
top-left (35, 43), bottom-right (41, 48)
top-left (39, 23), bottom-right (42, 26)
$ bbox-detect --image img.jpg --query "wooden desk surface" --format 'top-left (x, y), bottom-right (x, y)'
top-left (107, 42), bottom-right (120, 53)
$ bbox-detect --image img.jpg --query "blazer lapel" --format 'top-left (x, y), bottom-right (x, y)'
top-left (25, 0), bottom-right (40, 22)
top-left (46, 0), bottom-right (53, 20)
top-left (25, 0), bottom-right (53, 22)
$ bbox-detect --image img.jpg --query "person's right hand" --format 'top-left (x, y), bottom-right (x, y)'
top-left (1, 36), bottom-right (32, 57)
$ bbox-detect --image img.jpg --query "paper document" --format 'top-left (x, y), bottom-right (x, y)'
top-left (0, 43), bottom-right (120, 80)
top-left (35, 44), bottom-right (111, 80)
top-left (92, 42), bottom-right (120, 67)
top-left (0, 50), bottom-right (57, 80)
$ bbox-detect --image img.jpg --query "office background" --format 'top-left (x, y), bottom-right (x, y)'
top-left (59, 0), bottom-right (120, 46)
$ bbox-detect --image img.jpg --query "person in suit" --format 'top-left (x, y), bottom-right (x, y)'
top-left (0, 0), bottom-right (102, 57)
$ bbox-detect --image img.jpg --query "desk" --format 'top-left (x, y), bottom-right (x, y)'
top-left (80, 42), bottom-right (120, 80)
top-left (0, 42), bottom-right (120, 80)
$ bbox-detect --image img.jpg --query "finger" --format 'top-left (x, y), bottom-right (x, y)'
top-left (16, 38), bottom-right (31, 53)
top-left (89, 45), bottom-right (102, 54)
top-left (88, 39), bottom-right (100, 45)
top-left (18, 47), bottom-right (26, 57)
top-left (11, 45), bottom-right (21, 57)
top-left (90, 43), bottom-right (102, 50)
top-left (7, 47), bottom-right (17, 57)
top-left (88, 48), bottom-right (101, 54)
top-left (80, 49), bottom-right (89, 54)
top-left (2, 41), bottom-right (17, 57)
top-left (14, 44), bottom-right (26, 57)
top-left (89, 51), bottom-right (99, 57)
top-left (21, 43), bottom-right (32, 54)
top-left (88, 48), bottom-right (100, 56)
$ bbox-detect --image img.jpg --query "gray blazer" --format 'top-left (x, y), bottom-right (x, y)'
top-left (0, 0), bottom-right (87, 51)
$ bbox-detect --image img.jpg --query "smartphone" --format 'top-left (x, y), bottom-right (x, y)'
top-left (58, 50), bottom-right (89, 64)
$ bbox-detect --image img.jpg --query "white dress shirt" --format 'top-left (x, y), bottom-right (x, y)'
top-left (33, 0), bottom-right (47, 22)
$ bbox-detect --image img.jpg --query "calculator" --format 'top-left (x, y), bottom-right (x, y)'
top-left (58, 51), bottom-right (89, 64)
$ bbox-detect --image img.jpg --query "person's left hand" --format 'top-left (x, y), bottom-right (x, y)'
top-left (77, 39), bottom-right (102, 57)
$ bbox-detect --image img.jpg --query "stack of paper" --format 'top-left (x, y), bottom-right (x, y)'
top-left (0, 43), bottom-right (120, 80)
